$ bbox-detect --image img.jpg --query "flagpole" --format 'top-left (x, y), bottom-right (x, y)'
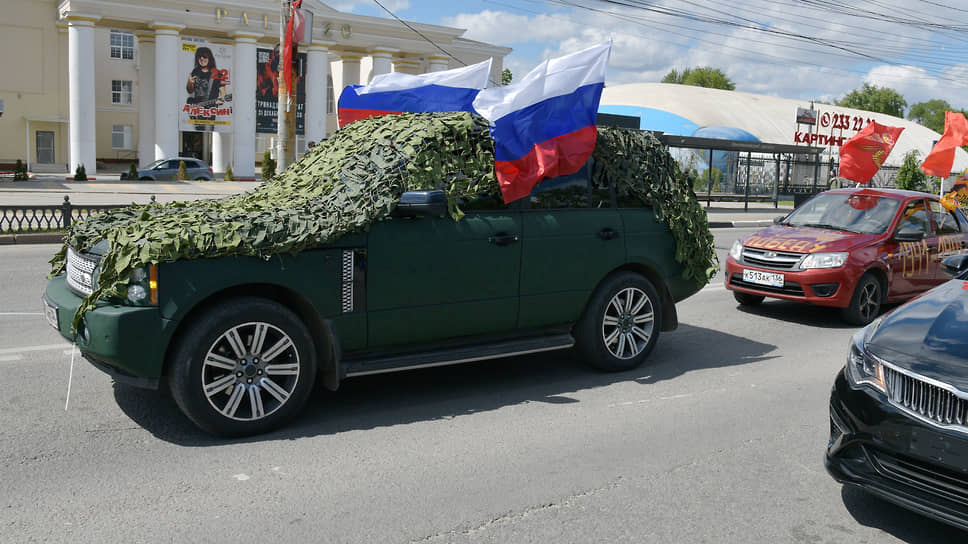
top-left (276, 0), bottom-right (290, 172)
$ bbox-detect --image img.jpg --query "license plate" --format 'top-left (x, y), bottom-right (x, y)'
top-left (742, 269), bottom-right (784, 288)
top-left (43, 299), bottom-right (59, 330)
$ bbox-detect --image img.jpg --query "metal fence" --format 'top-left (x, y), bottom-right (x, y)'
top-left (0, 196), bottom-right (154, 234)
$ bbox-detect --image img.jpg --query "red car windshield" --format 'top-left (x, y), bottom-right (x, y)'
top-left (783, 193), bottom-right (902, 234)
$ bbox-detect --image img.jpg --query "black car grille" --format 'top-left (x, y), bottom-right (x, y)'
top-left (740, 247), bottom-right (803, 270)
top-left (883, 364), bottom-right (968, 432)
top-left (729, 273), bottom-right (805, 296)
top-left (870, 448), bottom-right (968, 506)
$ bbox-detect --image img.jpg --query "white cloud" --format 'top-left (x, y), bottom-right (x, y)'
top-left (442, 10), bottom-right (580, 46)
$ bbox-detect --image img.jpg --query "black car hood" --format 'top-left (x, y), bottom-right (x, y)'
top-left (867, 279), bottom-right (968, 390)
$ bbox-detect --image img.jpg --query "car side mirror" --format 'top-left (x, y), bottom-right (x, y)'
top-left (894, 229), bottom-right (924, 242)
top-left (393, 190), bottom-right (447, 218)
top-left (773, 215), bottom-right (787, 224)
top-left (941, 254), bottom-right (968, 278)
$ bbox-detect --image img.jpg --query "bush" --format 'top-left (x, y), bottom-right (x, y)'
top-left (894, 150), bottom-right (929, 192)
top-left (13, 159), bottom-right (28, 181)
top-left (262, 150), bottom-right (276, 181)
top-left (73, 163), bottom-right (87, 181)
top-left (127, 163), bottom-right (138, 181)
top-left (224, 164), bottom-right (234, 181)
top-left (176, 160), bottom-right (188, 181)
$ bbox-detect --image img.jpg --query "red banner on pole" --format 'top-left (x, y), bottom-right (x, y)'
top-left (838, 121), bottom-right (904, 184)
top-left (922, 111), bottom-right (968, 178)
top-left (282, 0), bottom-right (302, 97)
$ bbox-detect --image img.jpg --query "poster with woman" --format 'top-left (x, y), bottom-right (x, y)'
top-left (180, 38), bottom-right (233, 132)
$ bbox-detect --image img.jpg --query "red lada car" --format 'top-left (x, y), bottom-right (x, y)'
top-left (725, 188), bottom-right (968, 325)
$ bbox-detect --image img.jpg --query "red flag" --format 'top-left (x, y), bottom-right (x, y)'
top-left (282, 0), bottom-right (302, 97)
top-left (838, 121), bottom-right (904, 184)
top-left (922, 111), bottom-right (968, 178)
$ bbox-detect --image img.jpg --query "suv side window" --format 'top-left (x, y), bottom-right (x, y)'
top-left (459, 191), bottom-right (510, 212)
top-left (897, 199), bottom-right (932, 236)
top-left (929, 200), bottom-right (962, 234)
top-left (529, 163), bottom-right (591, 209)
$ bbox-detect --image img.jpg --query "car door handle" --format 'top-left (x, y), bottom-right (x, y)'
top-left (488, 232), bottom-right (520, 246)
top-left (597, 228), bottom-right (619, 240)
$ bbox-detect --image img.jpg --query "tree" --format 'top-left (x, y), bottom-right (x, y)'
top-left (73, 163), bottom-right (87, 181)
top-left (835, 83), bottom-right (906, 117)
top-left (501, 68), bottom-right (512, 86)
top-left (907, 99), bottom-right (951, 133)
top-left (662, 67), bottom-right (735, 90)
top-left (894, 150), bottom-right (928, 192)
top-left (176, 160), bottom-right (188, 181)
top-left (262, 150), bottom-right (276, 181)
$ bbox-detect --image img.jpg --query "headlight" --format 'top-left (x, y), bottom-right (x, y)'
top-left (729, 240), bottom-right (743, 261)
top-left (845, 329), bottom-right (885, 392)
top-left (125, 265), bottom-right (158, 305)
top-left (800, 252), bottom-right (847, 269)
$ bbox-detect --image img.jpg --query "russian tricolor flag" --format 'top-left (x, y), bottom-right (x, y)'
top-left (337, 59), bottom-right (492, 128)
top-left (472, 43), bottom-right (611, 203)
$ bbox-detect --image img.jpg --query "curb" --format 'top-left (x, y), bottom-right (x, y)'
top-left (0, 233), bottom-right (66, 245)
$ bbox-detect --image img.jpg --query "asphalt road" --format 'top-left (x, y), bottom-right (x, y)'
top-left (1, 233), bottom-right (964, 543)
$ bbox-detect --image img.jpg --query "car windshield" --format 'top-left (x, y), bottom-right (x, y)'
top-left (783, 192), bottom-right (902, 234)
top-left (144, 159), bottom-right (168, 169)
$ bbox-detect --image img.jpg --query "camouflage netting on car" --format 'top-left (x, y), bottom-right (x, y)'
top-left (593, 127), bottom-right (718, 285)
top-left (49, 112), bottom-right (715, 333)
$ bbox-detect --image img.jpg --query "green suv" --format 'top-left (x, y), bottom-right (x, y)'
top-left (43, 113), bottom-right (713, 436)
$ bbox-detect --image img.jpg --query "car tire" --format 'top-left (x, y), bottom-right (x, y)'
top-left (195, 177), bottom-right (208, 181)
top-left (733, 292), bottom-right (765, 306)
top-left (168, 297), bottom-right (317, 437)
top-left (841, 274), bottom-right (881, 326)
top-left (139, 177), bottom-right (151, 181)
top-left (574, 271), bottom-right (661, 372)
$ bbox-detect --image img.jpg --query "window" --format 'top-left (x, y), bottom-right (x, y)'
top-left (326, 75), bottom-right (335, 114)
top-left (897, 200), bottom-right (931, 236)
top-left (111, 80), bottom-right (133, 105)
top-left (929, 200), bottom-right (962, 234)
top-left (110, 30), bottom-right (135, 60)
top-left (112, 125), bottom-right (132, 149)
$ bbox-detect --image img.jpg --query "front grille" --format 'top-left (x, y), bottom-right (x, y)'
top-left (869, 448), bottom-right (968, 506)
top-left (729, 273), bottom-right (805, 296)
top-left (740, 247), bottom-right (803, 270)
top-left (883, 363), bottom-right (968, 432)
top-left (66, 248), bottom-right (98, 296)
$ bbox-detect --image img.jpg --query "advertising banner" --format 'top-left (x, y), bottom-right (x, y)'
top-left (180, 38), bottom-right (233, 132)
top-left (256, 45), bottom-right (306, 135)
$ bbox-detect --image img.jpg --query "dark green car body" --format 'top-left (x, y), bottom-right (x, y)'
top-left (43, 168), bottom-right (702, 434)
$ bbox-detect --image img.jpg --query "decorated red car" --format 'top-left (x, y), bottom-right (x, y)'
top-left (725, 188), bottom-right (968, 324)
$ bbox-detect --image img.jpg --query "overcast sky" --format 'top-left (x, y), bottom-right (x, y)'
top-left (327, 0), bottom-right (968, 114)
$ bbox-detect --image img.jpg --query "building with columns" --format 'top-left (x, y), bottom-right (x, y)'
top-left (0, 0), bottom-right (510, 178)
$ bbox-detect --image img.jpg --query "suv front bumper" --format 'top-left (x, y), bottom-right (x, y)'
top-left (43, 275), bottom-right (171, 389)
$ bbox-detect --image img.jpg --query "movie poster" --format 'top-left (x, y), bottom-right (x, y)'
top-left (256, 45), bottom-right (306, 135)
top-left (179, 38), bottom-right (233, 132)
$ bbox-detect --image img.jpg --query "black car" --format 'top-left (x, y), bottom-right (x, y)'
top-left (826, 253), bottom-right (968, 531)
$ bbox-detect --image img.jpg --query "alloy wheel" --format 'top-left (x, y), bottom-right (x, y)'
top-left (601, 286), bottom-right (655, 360)
top-left (201, 321), bottom-right (301, 421)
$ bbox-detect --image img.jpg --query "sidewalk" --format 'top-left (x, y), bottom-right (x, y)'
top-left (0, 177), bottom-right (789, 244)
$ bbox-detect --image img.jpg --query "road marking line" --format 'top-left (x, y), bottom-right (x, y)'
top-left (0, 312), bottom-right (44, 316)
top-left (0, 343), bottom-right (71, 355)
top-left (0, 355), bottom-right (23, 362)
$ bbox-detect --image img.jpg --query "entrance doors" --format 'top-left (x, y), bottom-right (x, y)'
top-left (36, 131), bottom-right (54, 164)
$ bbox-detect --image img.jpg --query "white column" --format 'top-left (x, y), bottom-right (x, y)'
top-left (427, 55), bottom-right (450, 72)
top-left (231, 32), bottom-right (260, 179)
top-left (152, 23), bottom-right (184, 161)
top-left (340, 53), bottom-right (362, 87)
top-left (212, 133), bottom-right (231, 175)
top-left (136, 31), bottom-right (155, 168)
top-left (369, 47), bottom-right (396, 80)
top-left (305, 42), bottom-right (332, 146)
top-left (66, 14), bottom-right (100, 176)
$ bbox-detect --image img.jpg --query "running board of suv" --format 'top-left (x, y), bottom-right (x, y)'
top-left (342, 333), bottom-right (575, 378)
